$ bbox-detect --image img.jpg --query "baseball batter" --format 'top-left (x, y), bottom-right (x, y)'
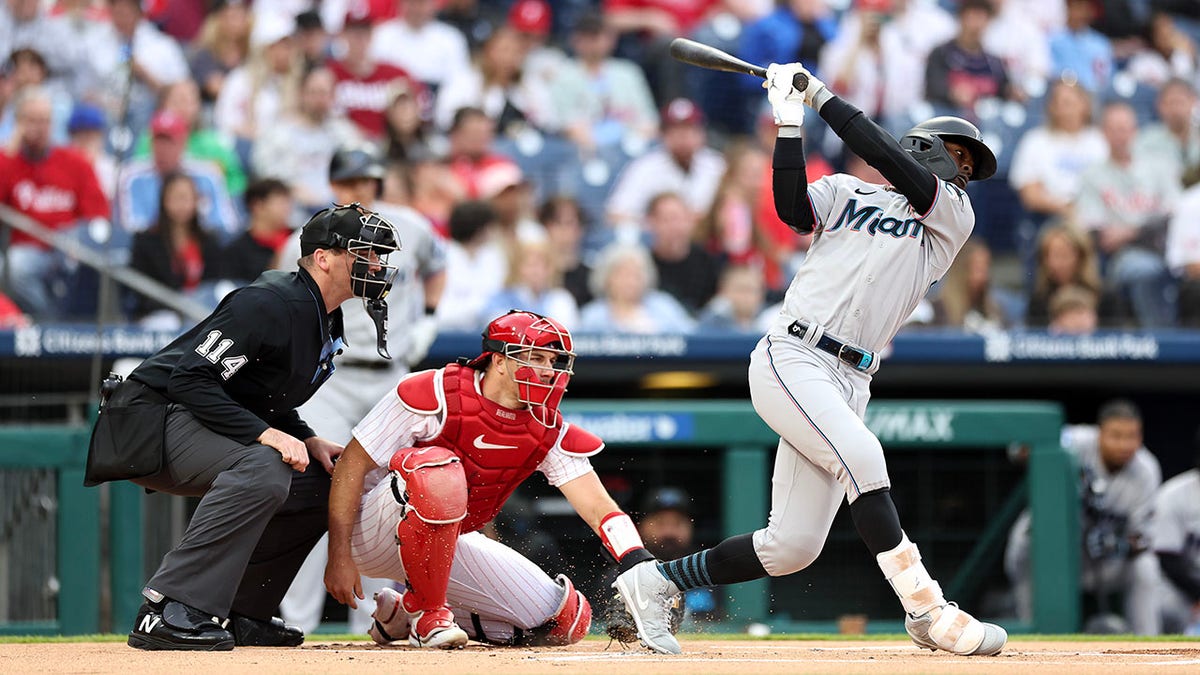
top-left (324, 311), bottom-right (658, 648)
top-left (614, 62), bottom-right (1007, 656)
top-left (279, 146), bottom-right (447, 633)
top-left (1150, 429), bottom-right (1200, 634)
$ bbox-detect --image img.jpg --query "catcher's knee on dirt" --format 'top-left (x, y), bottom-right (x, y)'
top-left (522, 575), bottom-right (592, 646)
top-left (469, 574), bottom-right (592, 646)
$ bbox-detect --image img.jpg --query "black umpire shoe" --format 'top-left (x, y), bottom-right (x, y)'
top-left (229, 614), bottom-right (305, 647)
top-left (127, 599), bottom-right (235, 651)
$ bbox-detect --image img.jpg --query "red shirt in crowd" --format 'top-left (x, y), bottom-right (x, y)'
top-left (328, 60), bottom-right (421, 139)
top-left (447, 154), bottom-right (517, 201)
top-left (603, 0), bottom-right (718, 35)
top-left (0, 147), bottom-right (110, 249)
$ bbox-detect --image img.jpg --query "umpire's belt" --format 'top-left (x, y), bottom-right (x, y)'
top-left (787, 320), bottom-right (879, 374)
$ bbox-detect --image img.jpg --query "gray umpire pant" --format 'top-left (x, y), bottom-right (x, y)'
top-left (130, 397), bottom-right (330, 621)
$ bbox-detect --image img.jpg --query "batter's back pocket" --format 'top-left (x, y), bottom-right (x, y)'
top-left (84, 388), bottom-right (168, 487)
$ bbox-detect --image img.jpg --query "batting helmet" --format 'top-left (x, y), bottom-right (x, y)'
top-left (900, 116), bottom-right (997, 183)
top-left (329, 145), bottom-right (386, 183)
top-left (466, 310), bottom-right (575, 427)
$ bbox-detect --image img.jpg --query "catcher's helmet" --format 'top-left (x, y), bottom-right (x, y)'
top-left (467, 310), bottom-right (575, 427)
top-left (329, 145), bottom-right (386, 183)
top-left (900, 116), bottom-right (996, 182)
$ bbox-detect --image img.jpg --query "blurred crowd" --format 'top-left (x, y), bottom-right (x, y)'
top-left (3, 0), bottom-right (1200, 334)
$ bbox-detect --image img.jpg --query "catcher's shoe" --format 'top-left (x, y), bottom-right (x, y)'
top-left (401, 592), bottom-right (468, 649)
top-left (127, 599), bottom-right (234, 651)
top-left (612, 560), bottom-right (683, 655)
top-left (407, 607), bottom-right (469, 649)
top-left (904, 603), bottom-right (1007, 656)
top-left (368, 588), bottom-right (411, 646)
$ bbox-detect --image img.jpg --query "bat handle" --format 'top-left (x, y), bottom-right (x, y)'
top-left (758, 65), bottom-right (810, 94)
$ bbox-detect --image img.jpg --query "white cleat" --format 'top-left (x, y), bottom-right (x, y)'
top-left (612, 560), bottom-right (683, 655)
top-left (905, 603), bottom-right (1007, 656)
top-left (369, 588), bottom-right (468, 649)
top-left (407, 605), bottom-right (469, 649)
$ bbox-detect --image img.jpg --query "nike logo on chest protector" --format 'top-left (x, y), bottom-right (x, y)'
top-left (473, 434), bottom-right (520, 451)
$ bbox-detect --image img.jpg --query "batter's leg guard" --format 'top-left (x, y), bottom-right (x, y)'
top-left (878, 533), bottom-right (1007, 656)
top-left (516, 574), bottom-right (592, 647)
top-left (389, 447), bottom-right (470, 649)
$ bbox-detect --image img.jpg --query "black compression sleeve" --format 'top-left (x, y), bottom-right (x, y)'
top-left (818, 96), bottom-right (939, 215)
top-left (849, 488), bottom-right (904, 556)
top-left (1158, 551), bottom-right (1200, 602)
top-left (772, 135), bottom-right (814, 233)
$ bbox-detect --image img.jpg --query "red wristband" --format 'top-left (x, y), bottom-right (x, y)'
top-left (599, 511), bottom-right (645, 560)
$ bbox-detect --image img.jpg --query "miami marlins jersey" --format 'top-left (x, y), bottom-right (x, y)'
top-left (1152, 469), bottom-right (1200, 563)
top-left (1064, 424), bottom-right (1162, 538)
top-left (776, 174), bottom-right (973, 353)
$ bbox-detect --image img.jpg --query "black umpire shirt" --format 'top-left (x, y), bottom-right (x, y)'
top-left (129, 267), bottom-right (345, 445)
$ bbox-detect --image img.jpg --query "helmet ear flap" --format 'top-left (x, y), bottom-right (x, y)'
top-left (901, 131), bottom-right (959, 181)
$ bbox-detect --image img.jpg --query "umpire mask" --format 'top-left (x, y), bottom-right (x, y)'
top-left (301, 204), bottom-right (402, 358)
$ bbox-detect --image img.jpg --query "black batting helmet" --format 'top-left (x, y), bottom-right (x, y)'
top-left (329, 145), bottom-right (386, 183)
top-left (900, 116), bottom-right (997, 183)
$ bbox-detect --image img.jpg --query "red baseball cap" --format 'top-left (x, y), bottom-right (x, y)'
top-left (509, 0), bottom-right (551, 36)
top-left (856, 0), bottom-right (894, 12)
top-left (661, 98), bottom-right (704, 128)
top-left (150, 111), bottom-right (188, 141)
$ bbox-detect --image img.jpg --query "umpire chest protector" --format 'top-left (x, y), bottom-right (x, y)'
top-left (400, 365), bottom-right (581, 533)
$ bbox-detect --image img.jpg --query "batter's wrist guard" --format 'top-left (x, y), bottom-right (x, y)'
top-left (616, 547), bottom-right (655, 574)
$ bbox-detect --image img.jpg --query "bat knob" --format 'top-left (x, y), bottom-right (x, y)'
top-left (792, 72), bottom-right (809, 93)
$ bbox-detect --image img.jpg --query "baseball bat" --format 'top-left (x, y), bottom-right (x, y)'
top-left (668, 37), bottom-right (809, 93)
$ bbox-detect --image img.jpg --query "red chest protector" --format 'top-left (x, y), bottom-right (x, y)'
top-left (408, 364), bottom-right (561, 533)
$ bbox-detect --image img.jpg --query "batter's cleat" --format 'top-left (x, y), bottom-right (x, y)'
top-left (228, 614), bottom-right (304, 647)
top-left (127, 599), bottom-right (234, 651)
top-left (612, 560), bottom-right (683, 655)
top-left (904, 603), bottom-right (1007, 656)
top-left (368, 588), bottom-right (411, 646)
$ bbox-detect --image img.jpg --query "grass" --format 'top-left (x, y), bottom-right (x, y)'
top-left (2, 633), bottom-right (1198, 645)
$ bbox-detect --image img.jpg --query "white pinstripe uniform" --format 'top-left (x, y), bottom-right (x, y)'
top-left (350, 371), bottom-right (596, 640)
top-left (746, 175), bottom-right (972, 576)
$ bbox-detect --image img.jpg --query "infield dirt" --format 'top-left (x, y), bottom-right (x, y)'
top-left (3, 639), bottom-right (1200, 674)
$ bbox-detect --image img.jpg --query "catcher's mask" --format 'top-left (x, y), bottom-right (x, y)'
top-left (467, 310), bottom-right (575, 427)
top-left (899, 115), bottom-right (997, 183)
top-left (300, 203), bottom-right (401, 357)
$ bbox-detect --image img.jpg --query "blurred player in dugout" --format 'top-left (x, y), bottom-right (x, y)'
top-left (1006, 399), bottom-right (1163, 634)
top-left (1150, 427), bottom-right (1200, 634)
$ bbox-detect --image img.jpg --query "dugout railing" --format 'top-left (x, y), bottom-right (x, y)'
top-left (0, 400), bottom-right (1076, 636)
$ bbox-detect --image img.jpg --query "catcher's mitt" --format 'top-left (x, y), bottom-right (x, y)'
top-left (601, 592), bottom-right (684, 645)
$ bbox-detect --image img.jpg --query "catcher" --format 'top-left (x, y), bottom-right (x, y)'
top-left (324, 310), bottom-right (656, 647)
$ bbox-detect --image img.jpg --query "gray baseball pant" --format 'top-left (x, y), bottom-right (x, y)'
top-left (133, 403), bottom-right (330, 621)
